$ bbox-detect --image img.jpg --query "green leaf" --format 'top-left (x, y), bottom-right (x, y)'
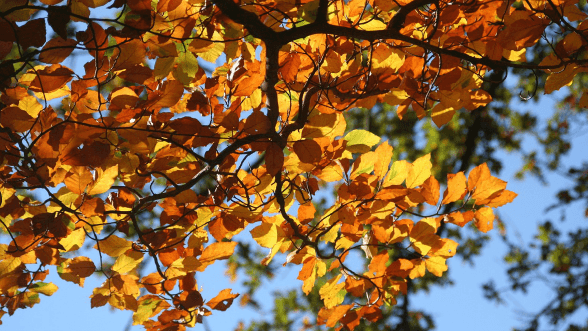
top-left (174, 51), bottom-right (199, 86)
top-left (344, 129), bottom-right (381, 153)
top-left (29, 282), bottom-right (58, 296)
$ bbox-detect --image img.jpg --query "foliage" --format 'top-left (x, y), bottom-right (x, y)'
top-left (0, 0), bottom-right (586, 330)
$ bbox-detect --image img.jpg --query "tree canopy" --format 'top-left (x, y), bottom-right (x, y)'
top-left (0, 0), bottom-right (586, 330)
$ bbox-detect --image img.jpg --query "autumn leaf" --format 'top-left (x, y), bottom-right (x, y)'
top-left (293, 139), bottom-right (323, 164)
top-left (39, 38), bottom-right (77, 64)
top-left (318, 305), bottom-right (353, 328)
top-left (133, 296), bottom-right (170, 325)
top-left (344, 129), bottom-right (381, 153)
top-left (206, 289), bottom-right (239, 311)
top-left (29, 282), bottom-right (58, 296)
top-left (441, 172), bottom-right (467, 204)
top-left (59, 228), bottom-right (86, 252)
top-left (409, 218), bottom-right (440, 256)
top-left (319, 275), bottom-right (346, 309)
top-left (67, 256), bottom-right (96, 278)
top-left (406, 154), bottom-right (431, 188)
top-left (0, 0), bottom-right (540, 327)
top-left (87, 165), bottom-right (119, 195)
top-left (265, 143), bottom-right (284, 176)
top-left (28, 64), bottom-right (74, 93)
top-left (96, 235), bottom-right (133, 257)
top-left (113, 250), bottom-right (144, 274)
top-left (474, 207), bottom-right (495, 233)
top-left (420, 176), bottom-right (440, 205)
top-left (196, 241), bottom-right (237, 272)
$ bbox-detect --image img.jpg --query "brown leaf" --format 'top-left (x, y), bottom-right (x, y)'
top-left (47, 6), bottom-right (70, 40)
top-left (18, 18), bottom-right (46, 49)
top-left (265, 143), bottom-right (284, 176)
top-left (38, 38), bottom-right (77, 64)
top-left (293, 139), bottom-right (322, 164)
top-left (29, 64), bottom-right (74, 93)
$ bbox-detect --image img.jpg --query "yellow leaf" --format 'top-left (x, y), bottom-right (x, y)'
top-left (408, 259), bottom-right (426, 279)
top-left (59, 228), bottom-right (86, 252)
top-left (406, 154), bottom-right (431, 188)
top-left (87, 165), bottom-right (118, 195)
top-left (250, 222), bottom-right (279, 248)
top-left (0, 256), bottom-right (21, 277)
top-left (319, 274), bottom-right (346, 309)
top-left (30, 282), bottom-right (58, 296)
top-left (425, 256), bottom-right (448, 277)
top-left (133, 296), bottom-right (170, 325)
top-left (344, 129), bottom-right (381, 153)
top-left (383, 88), bottom-right (410, 106)
top-left (315, 161), bottom-right (345, 182)
top-left (409, 218), bottom-right (439, 256)
top-left (113, 250), bottom-right (144, 274)
top-left (18, 95), bottom-right (42, 117)
top-left (97, 235), bottom-right (133, 257)
top-left (359, 18), bottom-right (387, 31)
top-left (373, 141), bottom-right (393, 180)
top-left (350, 151), bottom-right (376, 179)
top-left (384, 160), bottom-right (411, 186)
top-left (429, 238), bottom-right (458, 258)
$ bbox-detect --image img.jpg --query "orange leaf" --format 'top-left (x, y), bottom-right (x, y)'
top-left (475, 207), bottom-right (494, 233)
top-left (486, 190), bottom-right (517, 207)
top-left (544, 64), bottom-right (585, 94)
top-left (318, 305), bottom-right (353, 327)
top-left (206, 288), bottom-right (239, 311)
top-left (467, 163), bottom-right (491, 191)
top-left (409, 218), bottom-right (440, 255)
top-left (386, 258), bottom-right (413, 278)
top-left (420, 176), bottom-right (440, 205)
top-left (198, 241), bottom-right (237, 266)
top-left (431, 103), bottom-right (455, 128)
top-left (441, 172), bottom-right (467, 204)
top-left (470, 176), bottom-right (507, 203)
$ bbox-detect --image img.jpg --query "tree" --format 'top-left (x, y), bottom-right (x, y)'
top-left (0, 0), bottom-right (585, 330)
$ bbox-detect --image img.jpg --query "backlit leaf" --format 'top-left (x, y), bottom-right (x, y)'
top-left (112, 250), bottom-right (144, 274)
top-left (406, 154), bottom-right (431, 188)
